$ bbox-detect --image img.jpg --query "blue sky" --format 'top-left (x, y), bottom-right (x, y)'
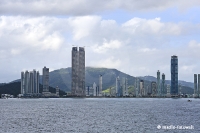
top-left (0, 0), bottom-right (200, 83)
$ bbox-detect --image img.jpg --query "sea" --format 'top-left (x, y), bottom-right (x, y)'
top-left (0, 98), bottom-right (200, 133)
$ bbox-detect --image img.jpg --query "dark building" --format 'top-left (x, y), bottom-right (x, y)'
top-left (171, 55), bottom-right (178, 95)
top-left (161, 73), bottom-right (165, 96)
top-left (71, 47), bottom-right (85, 96)
top-left (43, 66), bottom-right (49, 92)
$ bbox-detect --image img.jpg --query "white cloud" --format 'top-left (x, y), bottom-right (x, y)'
top-left (0, 0), bottom-right (200, 16)
top-left (0, 15), bottom-right (200, 82)
top-left (68, 16), bottom-right (101, 40)
top-left (188, 40), bottom-right (200, 48)
top-left (94, 56), bottom-right (121, 68)
top-left (122, 17), bottom-right (182, 35)
top-left (92, 39), bottom-right (122, 53)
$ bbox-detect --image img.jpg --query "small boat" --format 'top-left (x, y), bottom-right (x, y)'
top-left (188, 100), bottom-right (192, 102)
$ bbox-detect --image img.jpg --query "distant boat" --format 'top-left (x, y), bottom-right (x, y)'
top-left (188, 100), bottom-right (192, 102)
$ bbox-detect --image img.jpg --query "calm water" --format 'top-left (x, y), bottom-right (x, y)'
top-left (0, 98), bottom-right (200, 133)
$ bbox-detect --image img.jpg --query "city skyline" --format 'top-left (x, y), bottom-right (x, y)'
top-left (0, 1), bottom-right (200, 83)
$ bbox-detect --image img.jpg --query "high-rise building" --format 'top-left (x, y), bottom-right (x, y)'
top-left (21, 72), bottom-right (25, 94)
top-left (151, 81), bottom-right (157, 97)
top-left (24, 71), bottom-right (29, 94)
top-left (167, 84), bottom-right (171, 97)
top-left (56, 86), bottom-right (59, 96)
top-left (171, 55), bottom-right (178, 95)
top-left (29, 71), bottom-right (33, 93)
top-left (36, 71), bottom-right (40, 93)
top-left (140, 80), bottom-right (144, 96)
top-left (93, 82), bottom-right (97, 96)
top-left (198, 74), bottom-right (200, 97)
top-left (99, 75), bottom-right (102, 96)
top-left (194, 74), bottom-right (198, 97)
top-left (21, 69), bottom-right (40, 95)
top-left (122, 77), bottom-right (128, 96)
top-left (147, 85), bottom-right (152, 96)
top-left (178, 83), bottom-right (182, 95)
top-left (157, 70), bottom-right (160, 96)
top-left (71, 47), bottom-right (85, 96)
top-left (116, 76), bottom-right (121, 97)
top-left (161, 73), bottom-right (165, 97)
top-left (43, 66), bottom-right (49, 92)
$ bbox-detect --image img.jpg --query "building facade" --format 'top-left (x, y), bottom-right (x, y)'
top-left (171, 55), bottom-right (178, 95)
top-left (71, 47), bottom-right (85, 96)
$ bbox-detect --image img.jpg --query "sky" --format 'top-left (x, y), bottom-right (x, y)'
top-left (0, 0), bottom-right (200, 83)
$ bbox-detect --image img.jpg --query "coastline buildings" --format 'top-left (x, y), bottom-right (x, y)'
top-left (71, 47), bottom-right (85, 96)
top-left (171, 55), bottom-right (178, 96)
top-left (21, 69), bottom-right (40, 95)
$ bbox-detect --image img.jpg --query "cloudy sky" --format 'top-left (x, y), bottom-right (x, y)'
top-left (0, 0), bottom-right (200, 83)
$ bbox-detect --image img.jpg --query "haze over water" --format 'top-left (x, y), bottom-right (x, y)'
top-left (0, 98), bottom-right (200, 133)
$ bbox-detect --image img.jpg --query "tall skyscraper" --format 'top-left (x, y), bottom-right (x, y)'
top-left (147, 85), bottom-right (152, 96)
top-left (29, 71), bottom-right (33, 93)
top-left (198, 74), bottom-right (200, 97)
top-left (21, 72), bottom-right (25, 94)
top-left (194, 74), bottom-right (197, 97)
top-left (167, 84), bottom-right (171, 97)
top-left (116, 76), bottom-right (121, 97)
top-left (99, 75), bottom-right (102, 96)
top-left (43, 66), bottom-right (49, 92)
top-left (151, 81), bottom-right (157, 97)
top-left (71, 47), bottom-right (85, 96)
top-left (93, 82), bottom-right (97, 96)
top-left (122, 77), bottom-right (128, 96)
top-left (21, 69), bottom-right (40, 95)
top-left (171, 55), bottom-right (178, 95)
top-left (140, 80), bottom-right (144, 96)
top-left (36, 71), bottom-right (40, 93)
top-left (161, 73), bottom-right (165, 97)
top-left (157, 70), bottom-right (160, 96)
top-left (24, 71), bottom-right (29, 94)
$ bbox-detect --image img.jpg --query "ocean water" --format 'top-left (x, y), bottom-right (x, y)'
top-left (0, 98), bottom-right (200, 133)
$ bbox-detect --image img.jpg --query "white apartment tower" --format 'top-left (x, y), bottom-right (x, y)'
top-left (21, 70), bottom-right (40, 95)
top-left (93, 82), bottom-right (97, 96)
